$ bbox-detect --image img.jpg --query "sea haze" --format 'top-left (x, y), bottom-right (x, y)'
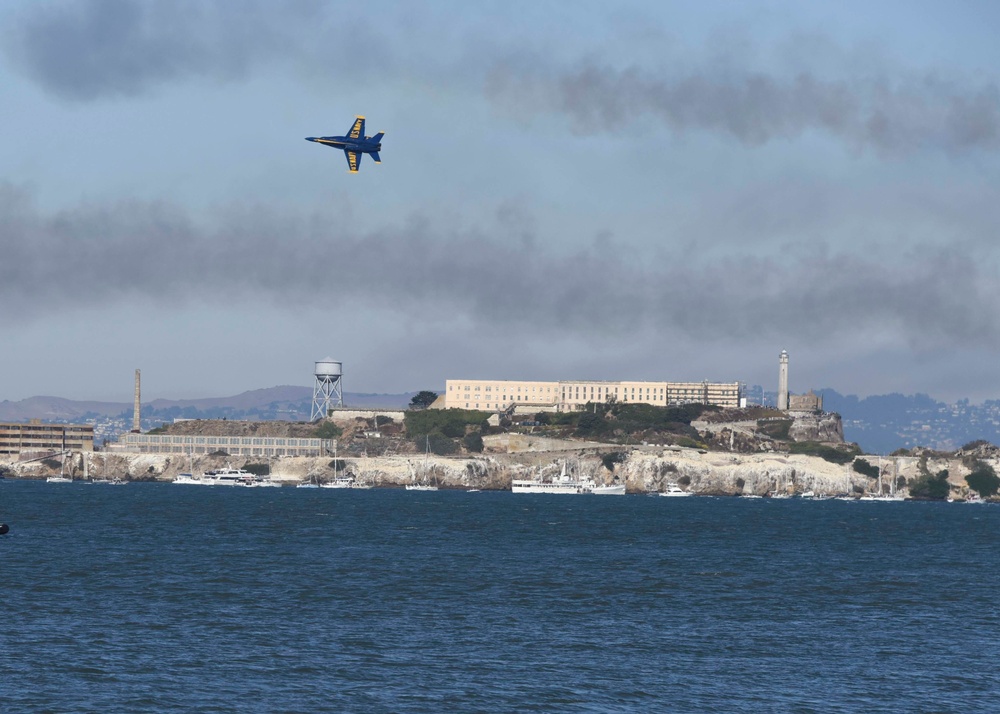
top-left (2, 484), bottom-right (998, 712)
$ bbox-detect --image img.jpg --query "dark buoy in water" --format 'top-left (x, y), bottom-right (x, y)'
top-left (0, 523), bottom-right (8, 535)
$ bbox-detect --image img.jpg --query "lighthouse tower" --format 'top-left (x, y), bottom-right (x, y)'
top-left (778, 350), bottom-right (789, 411)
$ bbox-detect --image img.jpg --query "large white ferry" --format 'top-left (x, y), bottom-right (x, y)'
top-left (172, 466), bottom-right (277, 487)
top-left (512, 462), bottom-right (597, 494)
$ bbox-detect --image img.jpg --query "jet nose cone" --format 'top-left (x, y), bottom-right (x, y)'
top-left (305, 137), bottom-right (317, 142)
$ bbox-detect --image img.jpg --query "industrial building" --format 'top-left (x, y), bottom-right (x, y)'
top-left (0, 420), bottom-right (94, 457)
top-left (777, 351), bottom-right (823, 412)
top-left (107, 433), bottom-right (330, 457)
top-left (441, 379), bottom-right (743, 411)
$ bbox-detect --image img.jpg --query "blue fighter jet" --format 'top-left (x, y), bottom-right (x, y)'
top-left (306, 116), bottom-right (384, 173)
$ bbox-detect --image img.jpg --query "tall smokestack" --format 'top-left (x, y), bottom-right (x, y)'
top-left (132, 369), bottom-right (141, 433)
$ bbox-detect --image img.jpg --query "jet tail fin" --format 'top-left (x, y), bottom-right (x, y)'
top-left (371, 151), bottom-right (382, 164)
top-left (371, 132), bottom-right (384, 143)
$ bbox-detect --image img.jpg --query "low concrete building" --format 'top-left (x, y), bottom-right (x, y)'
top-left (326, 408), bottom-right (405, 423)
top-left (788, 390), bottom-right (823, 412)
top-left (108, 433), bottom-right (330, 457)
top-left (0, 419), bottom-right (94, 457)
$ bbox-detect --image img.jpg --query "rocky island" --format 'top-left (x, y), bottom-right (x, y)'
top-left (4, 403), bottom-right (998, 500)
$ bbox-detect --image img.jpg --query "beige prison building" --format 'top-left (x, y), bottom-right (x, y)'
top-left (442, 379), bottom-right (742, 412)
top-left (0, 420), bottom-right (95, 456)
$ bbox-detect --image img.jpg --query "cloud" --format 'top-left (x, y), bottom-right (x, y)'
top-left (2, 182), bottom-right (999, 349)
top-left (8, 1), bottom-right (1000, 158)
top-left (2, 0), bottom-right (326, 101)
top-left (484, 61), bottom-right (1000, 155)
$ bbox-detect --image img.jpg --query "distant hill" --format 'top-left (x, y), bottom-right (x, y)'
top-left (816, 388), bottom-right (1000, 453)
top-left (0, 386), bottom-right (420, 422)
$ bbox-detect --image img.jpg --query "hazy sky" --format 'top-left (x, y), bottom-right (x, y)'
top-left (3, 0), bottom-right (1000, 402)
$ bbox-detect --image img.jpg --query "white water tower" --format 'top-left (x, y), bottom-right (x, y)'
top-left (311, 358), bottom-right (344, 421)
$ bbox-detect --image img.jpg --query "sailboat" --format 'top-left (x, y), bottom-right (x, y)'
top-left (46, 451), bottom-right (72, 483)
top-left (406, 436), bottom-right (439, 491)
top-left (297, 472), bottom-right (320, 488)
top-left (92, 453), bottom-right (112, 484)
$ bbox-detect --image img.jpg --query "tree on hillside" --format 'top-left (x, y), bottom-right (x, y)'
top-left (852, 458), bottom-right (880, 479)
top-left (909, 469), bottom-right (951, 500)
top-left (314, 421), bottom-right (342, 439)
top-left (409, 391), bottom-right (439, 410)
top-left (966, 461), bottom-right (1000, 498)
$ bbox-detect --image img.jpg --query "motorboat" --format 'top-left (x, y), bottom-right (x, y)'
top-left (172, 472), bottom-right (203, 485)
top-left (323, 476), bottom-right (361, 489)
top-left (659, 482), bottom-right (691, 497)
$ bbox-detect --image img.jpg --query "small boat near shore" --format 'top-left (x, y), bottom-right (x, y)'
top-left (591, 483), bottom-right (626, 495)
top-left (660, 483), bottom-right (691, 497)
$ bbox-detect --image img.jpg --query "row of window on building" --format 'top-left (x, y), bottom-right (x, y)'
top-left (444, 379), bottom-right (742, 412)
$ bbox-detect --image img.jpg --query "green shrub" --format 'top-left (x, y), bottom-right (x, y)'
top-left (314, 421), bottom-right (342, 439)
top-left (405, 409), bottom-right (490, 439)
top-left (462, 433), bottom-right (484, 453)
top-left (601, 451), bottom-right (627, 472)
top-left (788, 441), bottom-right (859, 464)
top-left (243, 463), bottom-right (270, 476)
top-left (426, 433), bottom-right (458, 455)
top-left (852, 458), bottom-right (880, 478)
top-left (909, 469), bottom-right (950, 500)
top-left (966, 461), bottom-right (1000, 498)
top-left (576, 412), bottom-right (608, 437)
top-left (961, 439), bottom-right (992, 451)
top-left (758, 419), bottom-right (792, 440)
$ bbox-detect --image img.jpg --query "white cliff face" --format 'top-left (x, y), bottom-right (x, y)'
top-left (787, 412), bottom-right (844, 443)
top-left (4, 445), bottom-right (994, 499)
top-left (614, 449), bottom-right (861, 495)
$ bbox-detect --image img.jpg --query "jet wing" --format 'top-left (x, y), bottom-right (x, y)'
top-left (348, 116), bottom-right (365, 140)
top-left (344, 149), bottom-right (361, 173)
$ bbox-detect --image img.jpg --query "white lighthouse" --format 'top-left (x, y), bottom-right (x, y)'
top-left (778, 350), bottom-right (789, 411)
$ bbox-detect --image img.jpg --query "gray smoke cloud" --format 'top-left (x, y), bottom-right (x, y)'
top-left (485, 61), bottom-right (1000, 154)
top-left (2, 182), bottom-right (998, 348)
top-left (7, 1), bottom-right (1000, 156)
top-left (2, 0), bottom-right (329, 101)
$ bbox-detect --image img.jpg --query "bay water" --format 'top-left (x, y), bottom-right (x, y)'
top-left (2, 482), bottom-right (998, 712)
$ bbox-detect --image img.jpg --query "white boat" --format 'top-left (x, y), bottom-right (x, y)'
top-left (175, 465), bottom-right (265, 487)
top-left (322, 476), bottom-right (360, 489)
top-left (244, 476), bottom-right (280, 488)
top-left (172, 472), bottom-right (204, 485)
top-left (590, 483), bottom-right (626, 496)
top-left (659, 483), bottom-right (691, 497)
top-left (512, 462), bottom-right (591, 494)
top-left (109, 477), bottom-right (128, 486)
top-left (47, 452), bottom-right (72, 482)
top-left (407, 437), bottom-right (439, 490)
